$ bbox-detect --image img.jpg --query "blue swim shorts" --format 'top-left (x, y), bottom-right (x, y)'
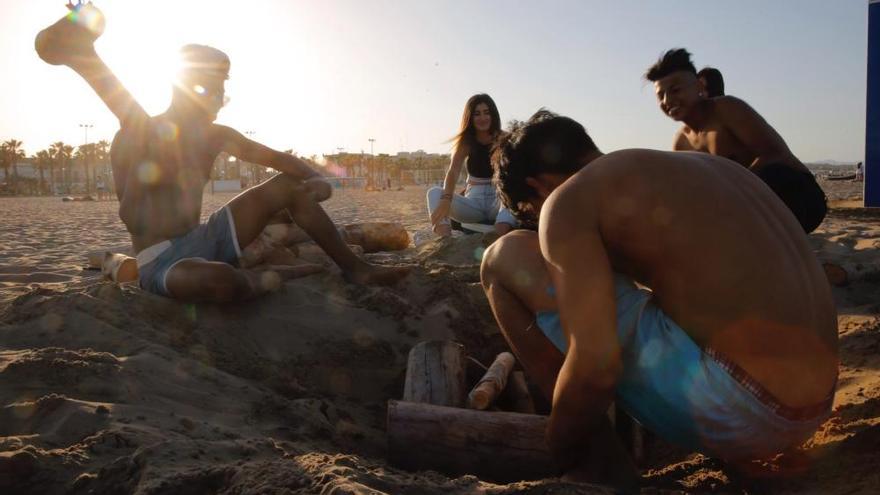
top-left (535, 274), bottom-right (834, 461)
top-left (136, 207), bottom-right (242, 297)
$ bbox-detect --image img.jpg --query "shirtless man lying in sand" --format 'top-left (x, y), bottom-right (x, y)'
top-left (36, 3), bottom-right (408, 302)
top-left (646, 48), bottom-right (827, 233)
top-left (480, 111), bottom-right (838, 485)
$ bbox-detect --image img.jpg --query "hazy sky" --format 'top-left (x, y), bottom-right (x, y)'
top-left (0, 0), bottom-right (870, 162)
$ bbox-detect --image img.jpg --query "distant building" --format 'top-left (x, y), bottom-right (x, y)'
top-left (0, 162), bottom-right (38, 180)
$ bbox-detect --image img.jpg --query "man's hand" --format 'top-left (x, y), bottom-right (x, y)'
top-left (546, 401), bottom-right (592, 471)
top-left (303, 177), bottom-right (332, 202)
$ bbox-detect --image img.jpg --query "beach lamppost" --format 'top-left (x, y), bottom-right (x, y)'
top-left (368, 138), bottom-right (375, 187)
top-left (866, 0), bottom-right (880, 206)
top-left (244, 130), bottom-right (256, 185)
top-left (79, 123), bottom-right (93, 194)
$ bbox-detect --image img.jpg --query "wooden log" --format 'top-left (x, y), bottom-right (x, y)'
top-left (102, 253), bottom-right (138, 283)
top-left (262, 222), bottom-right (311, 246)
top-left (468, 352), bottom-right (515, 410)
top-left (339, 223), bottom-right (410, 253)
top-left (386, 400), bottom-right (554, 482)
top-left (822, 262), bottom-right (848, 287)
top-left (293, 242), bottom-right (364, 266)
top-left (87, 245), bottom-right (133, 269)
top-left (403, 341), bottom-right (467, 408)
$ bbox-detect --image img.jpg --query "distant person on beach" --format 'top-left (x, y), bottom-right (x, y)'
top-left (427, 94), bottom-right (517, 237)
top-left (697, 66), bottom-right (724, 97)
top-left (481, 110), bottom-right (837, 486)
top-left (855, 162), bottom-right (864, 181)
top-left (646, 48), bottom-right (827, 233)
top-left (95, 175), bottom-right (108, 200)
top-left (37, 3), bottom-right (408, 302)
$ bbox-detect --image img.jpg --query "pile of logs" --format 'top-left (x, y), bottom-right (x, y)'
top-left (387, 340), bottom-right (648, 482)
top-left (387, 341), bottom-right (555, 482)
top-left (85, 221), bottom-right (410, 284)
top-left (239, 222), bottom-right (409, 268)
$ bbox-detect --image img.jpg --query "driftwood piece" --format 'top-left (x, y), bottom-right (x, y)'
top-left (87, 245), bottom-right (133, 269)
top-left (102, 253), bottom-right (138, 283)
top-left (339, 223), bottom-right (410, 253)
top-left (823, 262), bottom-right (849, 287)
top-left (402, 341), bottom-right (467, 408)
top-left (386, 400), bottom-right (554, 482)
top-left (293, 242), bottom-right (364, 266)
top-left (468, 352), bottom-right (515, 410)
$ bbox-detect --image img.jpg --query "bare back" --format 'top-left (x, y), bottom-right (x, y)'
top-left (567, 149), bottom-right (837, 407)
top-left (676, 96), bottom-right (811, 174)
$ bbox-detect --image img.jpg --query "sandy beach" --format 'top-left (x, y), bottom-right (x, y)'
top-left (1, 180), bottom-right (879, 494)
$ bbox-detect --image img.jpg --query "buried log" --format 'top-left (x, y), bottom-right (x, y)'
top-left (468, 352), bottom-right (516, 410)
top-left (101, 253), bottom-right (138, 283)
top-left (339, 223), bottom-right (410, 253)
top-left (386, 400), bottom-right (554, 482)
top-left (822, 262), bottom-right (849, 287)
top-left (403, 341), bottom-right (467, 407)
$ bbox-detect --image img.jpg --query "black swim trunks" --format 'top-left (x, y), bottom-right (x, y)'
top-left (754, 164), bottom-right (827, 233)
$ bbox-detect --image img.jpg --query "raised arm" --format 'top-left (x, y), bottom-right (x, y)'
top-left (430, 144), bottom-right (467, 226)
top-left (539, 175), bottom-right (622, 468)
top-left (217, 127), bottom-right (323, 181)
top-left (35, 3), bottom-right (150, 130)
top-left (715, 96), bottom-right (798, 169)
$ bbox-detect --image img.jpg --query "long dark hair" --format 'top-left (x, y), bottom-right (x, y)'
top-left (451, 93), bottom-right (501, 152)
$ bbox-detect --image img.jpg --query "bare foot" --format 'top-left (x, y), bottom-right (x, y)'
top-left (343, 263), bottom-right (412, 286)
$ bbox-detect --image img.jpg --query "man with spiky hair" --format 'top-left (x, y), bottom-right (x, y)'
top-left (646, 48), bottom-right (826, 233)
top-left (37, 5), bottom-right (409, 302)
top-left (482, 110), bottom-right (837, 485)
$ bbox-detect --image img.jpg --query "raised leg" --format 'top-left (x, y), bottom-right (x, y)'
top-left (480, 230), bottom-right (639, 491)
top-left (227, 174), bottom-right (409, 285)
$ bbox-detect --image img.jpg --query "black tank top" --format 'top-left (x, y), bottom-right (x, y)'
top-left (465, 141), bottom-right (493, 179)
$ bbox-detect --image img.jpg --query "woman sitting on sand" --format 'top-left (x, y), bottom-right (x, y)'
top-left (427, 94), bottom-right (517, 237)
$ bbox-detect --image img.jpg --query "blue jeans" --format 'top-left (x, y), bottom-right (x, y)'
top-left (427, 180), bottom-right (517, 227)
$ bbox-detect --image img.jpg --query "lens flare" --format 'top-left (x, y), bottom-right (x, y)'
top-left (157, 121), bottom-right (179, 142)
top-left (473, 246), bottom-right (486, 261)
top-left (66, 2), bottom-right (105, 36)
top-left (137, 161), bottom-right (162, 185)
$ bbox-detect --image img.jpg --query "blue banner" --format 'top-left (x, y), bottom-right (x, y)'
top-left (867, 0), bottom-right (880, 206)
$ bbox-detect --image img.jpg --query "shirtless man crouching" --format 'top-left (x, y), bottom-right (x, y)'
top-left (480, 110), bottom-right (838, 485)
top-left (37, 4), bottom-right (409, 302)
top-left (646, 48), bottom-right (827, 233)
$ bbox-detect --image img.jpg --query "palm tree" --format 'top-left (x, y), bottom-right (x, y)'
top-left (3, 140), bottom-right (25, 194)
top-left (94, 140), bottom-right (110, 188)
top-left (75, 142), bottom-right (98, 194)
top-left (33, 150), bottom-right (52, 195)
top-left (0, 142), bottom-right (8, 189)
top-left (50, 141), bottom-right (74, 194)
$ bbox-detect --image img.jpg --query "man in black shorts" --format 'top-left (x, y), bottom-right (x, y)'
top-left (646, 48), bottom-right (826, 233)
